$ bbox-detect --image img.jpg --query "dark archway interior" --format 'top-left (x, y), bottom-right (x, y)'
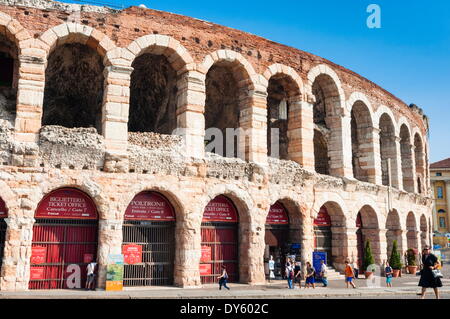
top-left (400, 125), bottom-right (414, 192)
top-left (314, 130), bottom-right (329, 175)
top-left (205, 63), bottom-right (240, 158)
top-left (0, 33), bottom-right (18, 121)
top-left (414, 134), bottom-right (424, 194)
top-left (351, 102), bottom-right (372, 182)
top-left (267, 77), bottom-right (289, 160)
top-left (129, 53), bottom-right (178, 134)
top-left (379, 114), bottom-right (396, 186)
top-left (43, 43), bottom-right (104, 132)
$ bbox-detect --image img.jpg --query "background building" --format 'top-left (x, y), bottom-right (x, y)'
top-left (430, 158), bottom-right (450, 247)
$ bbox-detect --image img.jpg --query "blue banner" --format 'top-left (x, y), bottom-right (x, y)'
top-left (313, 251), bottom-right (327, 275)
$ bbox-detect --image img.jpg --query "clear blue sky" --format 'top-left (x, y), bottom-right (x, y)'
top-left (71, 0), bottom-right (450, 163)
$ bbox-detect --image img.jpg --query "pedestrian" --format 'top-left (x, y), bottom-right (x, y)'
top-left (285, 261), bottom-right (294, 289)
top-left (418, 246), bottom-right (442, 299)
top-left (268, 255), bottom-right (275, 282)
top-left (85, 261), bottom-right (97, 291)
top-left (352, 260), bottom-right (359, 279)
top-left (304, 262), bottom-right (315, 289)
top-left (319, 260), bottom-right (328, 287)
top-left (218, 265), bottom-right (230, 290)
top-left (294, 261), bottom-right (302, 289)
top-left (385, 261), bottom-right (393, 287)
top-left (344, 260), bottom-right (356, 289)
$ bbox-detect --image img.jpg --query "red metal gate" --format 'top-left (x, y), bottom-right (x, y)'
top-left (29, 219), bottom-right (98, 289)
top-left (122, 191), bottom-right (176, 287)
top-left (200, 195), bottom-right (239, 284)
top-left (29, 188), bottom-right (98, 290)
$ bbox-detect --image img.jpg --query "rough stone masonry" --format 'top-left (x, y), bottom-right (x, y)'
top-left (0, 0), bottom-right (433, 291)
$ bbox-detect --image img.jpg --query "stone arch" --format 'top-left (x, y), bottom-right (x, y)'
top-left (406, 211), bottom-right (419, 251)
top-left (201, 184), bottom-right (255, 283)
top-left (125, 35), bottom-right (194, 134)
top-left (400, 123), bottom-right (414, 192)
top-left (264, 65), bottom-right (303, 160)
top-left (201, 50), bottom-right (257, 160)
top-left (348, 94), bottom-right (376, 183)
top-left (378, 111), bottom-right (400, 188)
top-left (307, 64), bottom-right (347, 177)
top-left (40, 24), bottom-right (117, 133)
top-left (0, 12), bottom-right (33, 52)
top-left (413, 131), bottom-right (425, 194)
top-left (385, 209), bottom-right (403, 258)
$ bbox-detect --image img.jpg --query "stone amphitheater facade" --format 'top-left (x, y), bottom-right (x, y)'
top-left (0, 0), bottom-right (433, 291)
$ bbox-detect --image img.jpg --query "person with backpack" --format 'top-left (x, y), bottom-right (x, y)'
top-left (285, 260), bottom-right (294, 289)
top-left (385, 261), bottom-right (393, 287)
top-left (294, 261), bottom-right (302, 289)
top-left (218, 265), bottom-right (230, 290)
top-left (304, 262), bottom-right (316, 289)
top-left (319, 260), bottom-right (328, 287)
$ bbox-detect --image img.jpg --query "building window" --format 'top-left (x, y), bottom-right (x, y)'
top-left (439, 217), bottom-right (446, 228)
top-left (436, 172), bottom-right (442, 176)
top-left (437, 186), bottom-right (444, 199)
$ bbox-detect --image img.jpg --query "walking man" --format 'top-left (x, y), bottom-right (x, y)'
top-left (344, 260), bottom-right (356, 289)
top-left (320, 260), bottom-right (328, 287)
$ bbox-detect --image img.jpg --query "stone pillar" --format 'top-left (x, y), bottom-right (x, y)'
top-left (409, 144), bottom-right (417, 193)
top-left (176, 71), bottom-right (205, 159)
top-left (287, 96), bottom-right (314, 170)
top-left (0, 216), bottom-right (34, 291)
top-left (239, 211), bottom-right (265, 285)
top-left (102, 65), bottom-right (132, 168)
top-left (240, 89), bottom-right (268, 165)
top-left (401, 142), bottom-right (415, 193)
top-left (361, 228), bottom-right (384, 265)
top-left (345, 227), bottom-right (359, 268)
top-left (371, 128), bottom-right (383, 185)
top-left (330, 226), bottom-right (351, 271)
top-left (174, 217), bottom-right (202, 287)
top-left (326, 114), bottom-right (353, 178)
top-left (14, 55), bottom-right (46, 143)
top-left (96, 219), bottom-right (123, 289)
top-left (300, 217), bottom-right (314, 274)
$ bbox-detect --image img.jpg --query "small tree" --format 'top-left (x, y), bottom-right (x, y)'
top-left (389, 240), bottom-right (402, 270)
top-left (363, 240), bottom-right (375, 272)
top-left (407, 248), bottom-right (417, 266)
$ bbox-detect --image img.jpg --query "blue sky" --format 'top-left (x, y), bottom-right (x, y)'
top-left (71, 0), bottom-right (450, 162)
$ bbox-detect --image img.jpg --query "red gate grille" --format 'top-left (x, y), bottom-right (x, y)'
top-left (29, 219), bottom-right (98, 290)
top-left (0, 219), bottom-right (6, 270)
top-left (200, 222), bottom-right (238, 284)
top-left (122, 220), bottom-right (175, 287)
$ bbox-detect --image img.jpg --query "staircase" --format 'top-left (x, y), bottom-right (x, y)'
top-left (325, 267), bottom-right (345, 280)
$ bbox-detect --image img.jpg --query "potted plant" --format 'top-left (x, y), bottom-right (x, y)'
top-left (363, 240), bottom-right (375, 279)
top-left (406, 248), bottom-right (418, 274)
top-left (389, 240), bottom-right (402, 277)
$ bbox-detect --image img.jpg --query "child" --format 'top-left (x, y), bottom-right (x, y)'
top-left (344, 260), bottom-right (357, 289)
top-left (385, 261), bottom-right (393, 287)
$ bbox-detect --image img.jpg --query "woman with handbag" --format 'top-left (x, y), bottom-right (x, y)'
top-left (418, 246), bottom-right (442, 299)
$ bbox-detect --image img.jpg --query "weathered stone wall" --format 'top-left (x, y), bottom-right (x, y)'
top-left (0, 0), bottom-right (434, 291)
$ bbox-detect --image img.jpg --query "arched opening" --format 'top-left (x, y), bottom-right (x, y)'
top-left (200, 195), bottom-right (239, 284)
top-left (312, 74), bottom-right (340, 176)
top-left (379, 113), bottom-right (398, 187)
top-left (266, 75), bottom-right (299, 160)
top-left (0, 198), bottom-right (8, 271)
top-left (43, 43), bottom-right (104, 132)
top-left (351, 101), bottom-right (373, 182)
top-left (400, 125), bottom-right (414, 192)
top-left (205, 61), bottom-right (250, 159)
top-left (356, 205), bottom-right (381, 267)
top-left (406, 212), bottom-right (418, 251)
top-left (314, 202), bottom-right (347, 271)
top-left (385, 209), bottom-right (402, 257)
top-left (420, 214), bottom-right (427, 251)
top-left (129, 54), bottom-right (178, 134)
top-left (122, 191), bottom-right (176, 287)
top-left (264, 201), bottom-right (290, 279)
top-left (29, 188), bottom-right (98, 290)
top-left (0, 31), bottom-right (18, 124)
top-left (414, 134), bottom-right (425, 194)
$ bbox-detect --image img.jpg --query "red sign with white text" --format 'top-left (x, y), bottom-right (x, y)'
top-left (31, 246), bottom-right (47, 265)
top-left (83, 253), bottom-right (94, 264)
top-left (314, 207), bottom-right (331, 227)
top-left (35, 188), bottom-right (98, 219)
top-left (202, 196), bottom-right (238, 223)
top-left (199, 264), bottom-right (212, 276)
top-left (123, 244), bottom-right (142, 265)
top-left (30, 267), bottom-right (45, 280)
top-left (125, 192), bottom-right (175, 221)
top-left (0, 198), bottom-right (7, 218)
top-left (266, 202), bottom-right (289, 225)
top-left (201, 246), bottom-right (212, 262)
